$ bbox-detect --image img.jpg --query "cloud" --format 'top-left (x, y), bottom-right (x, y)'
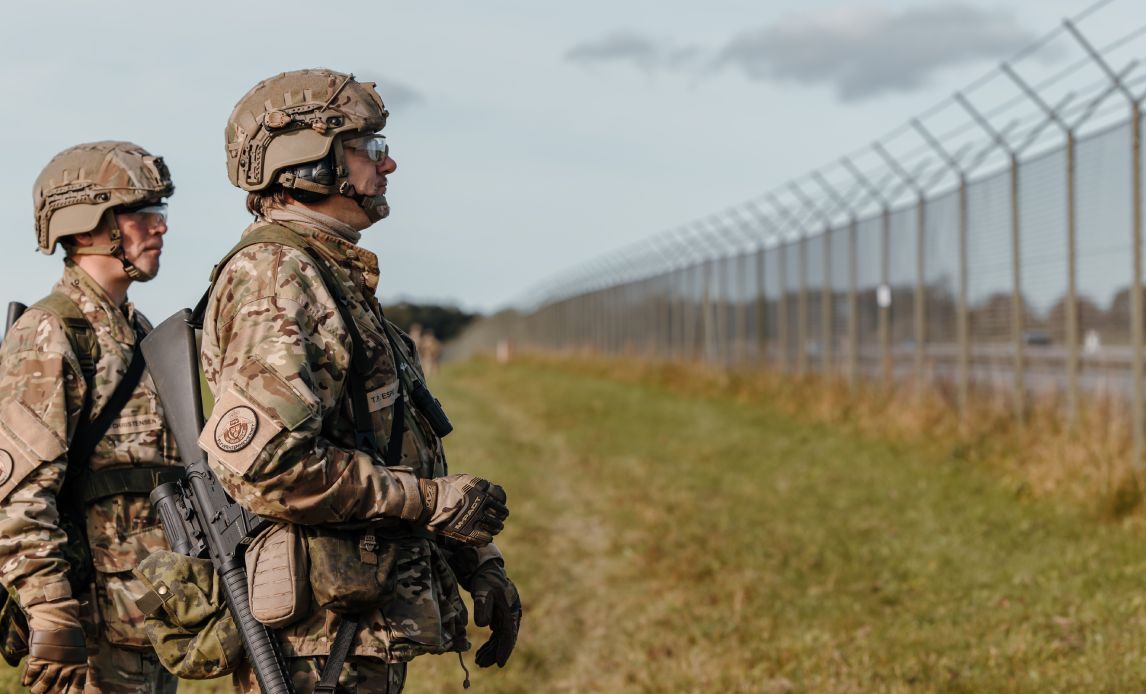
top-left (564, 31), bottom-right (700, 74)
top-left (357, 73), bottom-right (426, 110)
top-left (715, 4), bottom-right (1038, 101)
top-left (566, 4), bottom-right (1040, 101)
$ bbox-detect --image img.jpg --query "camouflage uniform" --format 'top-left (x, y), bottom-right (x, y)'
top-left (200, 221), bottom-right (471, 691)
top-left (0, 260), bottom-right (180, 692)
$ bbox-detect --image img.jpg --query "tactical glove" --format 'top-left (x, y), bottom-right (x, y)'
top-left (417, 474), bottom-right (508, 545)
top-left (23, 599), bottom-right (87, 694)
top-left (470, 559), bottom-right (521, 668)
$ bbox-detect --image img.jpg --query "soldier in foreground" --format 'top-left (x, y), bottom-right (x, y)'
top-left (197, 69), bottom-right (522, 692)
top-left (0, 142), bottom-right (181, 692)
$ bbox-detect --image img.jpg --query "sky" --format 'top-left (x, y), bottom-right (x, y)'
top-left (0, 0), bottom-right (1132, 321)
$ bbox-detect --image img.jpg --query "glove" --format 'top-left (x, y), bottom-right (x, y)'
top-left (418, 474), bottom-right (508, 545)
top-left (23, 599), bottom-right (87, 694)
top-left (470, 559), bottom-right (521, 668)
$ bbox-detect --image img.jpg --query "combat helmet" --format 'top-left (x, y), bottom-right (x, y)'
top-left (226, 69), bottom-right (391, 220)
top-left (33, 141), bottom-right (174, 280)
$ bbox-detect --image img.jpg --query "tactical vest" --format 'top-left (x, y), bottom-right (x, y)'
top-left (194, 223), bottom-right (449, 461)
top-left (30, 293), bottom-right (183, 523)
top-left (0, 292), bottom-right (183, 666)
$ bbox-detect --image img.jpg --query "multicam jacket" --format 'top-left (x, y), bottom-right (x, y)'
top-left (199, 221), bottom-right (469, 661)
top-left (0, 261), bottom-right (179, 649)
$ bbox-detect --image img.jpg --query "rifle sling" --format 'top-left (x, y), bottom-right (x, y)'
top-left (83, 466), bottom-right (187, 505)
top-left (28, 294), bottom-right (184, 593)
top-left (68, 323), bottom-right (147, 472)
top-left (315, 616), bottom-right (359, 694)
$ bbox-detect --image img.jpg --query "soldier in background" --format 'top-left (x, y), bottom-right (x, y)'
top-left (200, 69), bottom-right (521, 693)
top-left (408, 323), bottom-right (442, 377)
top-left (419, 329), bottom-right (443, 377)
top-left (0, 142), bottom-right (181, 692)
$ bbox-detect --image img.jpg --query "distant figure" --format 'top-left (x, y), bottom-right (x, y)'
top-left (497, 338), bottom-right (514, 364)
top-left (420, 328), bottom-right (443, 376)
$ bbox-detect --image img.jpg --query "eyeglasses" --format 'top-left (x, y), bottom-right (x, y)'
top-left (343, 134), bottom-right (389, 162)
top-left (118, 203), bottom-right (168, 227)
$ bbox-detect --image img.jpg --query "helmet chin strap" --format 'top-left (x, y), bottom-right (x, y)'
top-left (70, 209), bottom-right (156, 282)
top-left (337, 181), bottom-right (389, 222)
top-left (276, 137), bottom-right (391, 222)
top-left (330, 137), bottom-right (390, 222)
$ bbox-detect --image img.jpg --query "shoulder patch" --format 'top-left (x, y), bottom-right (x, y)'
top-left (198, 388), bottom-right (284, 479)
top-left (215, 406), bottom-right (259, 452)
top-left (0, 449), bottom-right (12, 486)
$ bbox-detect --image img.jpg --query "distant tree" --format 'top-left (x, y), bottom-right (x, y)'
top-left (1046, 295), bottom-right (1105, 341)
top-left (383, 302), bottom-right (478, 342)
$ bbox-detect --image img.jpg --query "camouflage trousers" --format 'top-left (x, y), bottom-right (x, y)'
top-left (234, 656), bottom-right (407, 694)
top-left (83, 644), bottom-right (178, 694)
top-left (82, 591), bottom-right (178, 694)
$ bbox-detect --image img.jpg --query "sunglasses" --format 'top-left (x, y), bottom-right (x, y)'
top-left (118, 203), bottom-right (168, 226)
top-left (344, 134), bottom-right (389, 162)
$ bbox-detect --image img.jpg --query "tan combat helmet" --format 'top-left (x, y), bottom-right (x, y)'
top-left (33, 141), bottom-right (174, 278)
top-left (226, 69), bottom-right (390, 220)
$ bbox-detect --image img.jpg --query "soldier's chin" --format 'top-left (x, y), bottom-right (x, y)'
top-left (361, 195), bottom-right (389, 223)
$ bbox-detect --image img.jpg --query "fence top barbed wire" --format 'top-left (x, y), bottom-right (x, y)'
top-left (526, 0), bottom-right (1146, 311)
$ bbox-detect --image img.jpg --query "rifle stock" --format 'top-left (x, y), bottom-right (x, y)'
top-left (142, 309), bottom-right (294, 694)
top-left (5, 302), bottom-right (26, 340)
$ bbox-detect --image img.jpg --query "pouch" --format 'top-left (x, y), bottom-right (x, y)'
top-left (245, 522), bottom-right (309, 628)
top-left (306, 527), bottom-right (398, 615)
top-left (0, 586), bottom-right (28, 667)
top-left (132, 550), bottom-right (243, 679)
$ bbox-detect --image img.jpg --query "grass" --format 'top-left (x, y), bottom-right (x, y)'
top-left (5, 355), bottom-right (1146, 691)
top-left (412, 355), bottom-right (1146, 691)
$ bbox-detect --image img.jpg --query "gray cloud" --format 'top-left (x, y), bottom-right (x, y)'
top-left (716, 4), bottom-right (1038, 101)
top-left (567, 4), bottom-right (1039, 101)
top-left (564, 31), bottom-right (700, 73)
top-left (358, 73), bottom-right (426, 109)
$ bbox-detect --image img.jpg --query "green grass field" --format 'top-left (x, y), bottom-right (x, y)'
top-left (6, 356), bottom-right (1146, 691)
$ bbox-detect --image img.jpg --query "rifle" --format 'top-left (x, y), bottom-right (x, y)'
top-left (5, 302), bottom-right (26, 340)
top-left (141, 309), bottom-right (294, 694)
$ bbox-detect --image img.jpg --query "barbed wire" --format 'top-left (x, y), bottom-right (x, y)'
top-left (528, 0), bottom-right (1146, 308)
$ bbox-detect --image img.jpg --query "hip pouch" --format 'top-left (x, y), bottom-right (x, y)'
top-left (132, 551), bottom-right (244, 680)
top-left (245, 523), bottom-right (310, 628)
top-left (305, 526), bottom-right (399, 615)
top-left (0, 585), bottom-right (29, 667)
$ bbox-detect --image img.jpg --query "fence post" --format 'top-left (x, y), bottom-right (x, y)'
top-left (1004, 60), bottom-right (1128, 426)
top-left (1062, 19), bottom-right (1146, 468)
top-left (911, 118), bottom-right (971, 420)
top-left (841, 158), bottom-right (897, 385)
top-left (874, 144), bottom-right (929, 395)
top-left (813, 172), bottom-right (868, 384)
top-left (741, 203), bottom-right (783, 367)
top-left (769, 195), bottom-right (814, 375)
top-left (954, 92), bottom-right (1029, 423)
top-left (789, 183), bottom-right (836, 374)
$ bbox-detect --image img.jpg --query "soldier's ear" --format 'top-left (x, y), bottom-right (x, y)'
top-left (60, 233), bottom-right (89, 256)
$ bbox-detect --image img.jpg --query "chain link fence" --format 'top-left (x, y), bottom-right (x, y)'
top-left (452, 4), bottom-right (1146, 465)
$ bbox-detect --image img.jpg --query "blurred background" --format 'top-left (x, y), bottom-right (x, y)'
top-left (6, 0), bottom-right (1146, 691)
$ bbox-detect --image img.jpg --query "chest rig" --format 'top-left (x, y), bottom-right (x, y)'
top-left (194, 223), bottom-right (451, 465)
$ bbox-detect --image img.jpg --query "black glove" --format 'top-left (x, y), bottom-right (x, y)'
top-left (419, 474), bottom-right (509, 545)
top-left (470, 560), bottom-right (521, 668)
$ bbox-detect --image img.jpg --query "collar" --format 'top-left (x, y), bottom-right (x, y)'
top-left (243, 222), bottom-right (381, 293)
top-left (57, 260), bottom-right (137, 344)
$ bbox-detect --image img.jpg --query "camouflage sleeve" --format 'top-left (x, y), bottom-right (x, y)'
top-left (200, 244), bottom-right (422, 526)
top-left (0, 309), bottom-right (85, 613)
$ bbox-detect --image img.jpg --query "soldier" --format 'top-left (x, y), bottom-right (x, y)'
top-left (198, 69), bottom-right (522, 692)
top-left (419, 329), bottom-right (443, 377)
top-left (0, 142), bottom-right (182, 692)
